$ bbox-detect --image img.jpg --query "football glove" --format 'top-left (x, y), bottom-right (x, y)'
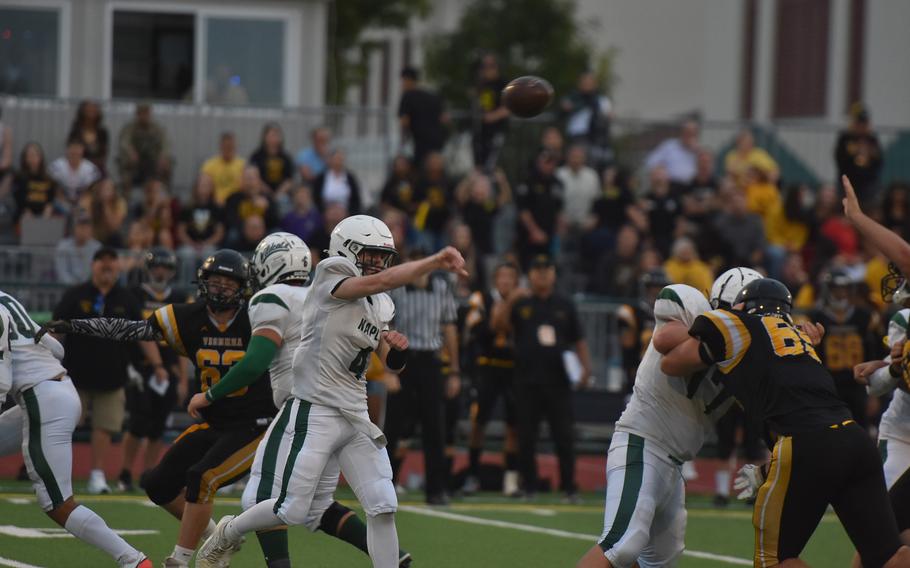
top-left (733, 464), bottom-right (765, 502)
top-left (34, 320), bottom-right (73, 343)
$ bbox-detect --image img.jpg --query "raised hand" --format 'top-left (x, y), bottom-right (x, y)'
top-left (842, 175), bottom-right (863, 222)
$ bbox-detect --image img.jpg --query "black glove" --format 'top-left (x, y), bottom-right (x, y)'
top-left (34, 320), bottom-right (74, 343)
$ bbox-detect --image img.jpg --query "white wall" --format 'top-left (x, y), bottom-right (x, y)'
top-left (863, 0), bottom-right (910, 127)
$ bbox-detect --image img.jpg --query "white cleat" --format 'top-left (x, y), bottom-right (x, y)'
top-left (87, 470), bottom-right (111, 495)
top-left (160, 557), bottom-right (187, 568)
top-left (502, 470), bottom-right (520, 497)
top-left (197, 516), bottom-right (244, 568)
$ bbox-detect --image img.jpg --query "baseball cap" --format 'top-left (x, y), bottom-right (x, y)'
top-left (529, 254), bottom-right (555, 270)
top-left (92, 246), bottom-right (119, 262)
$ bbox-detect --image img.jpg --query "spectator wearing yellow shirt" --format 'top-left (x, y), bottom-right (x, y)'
top-left (743, 166), bottom-right (781, 228)
top-left (781, 252), bottom-right (815, 310)
top-left (724, 128), bottom-right (779, 188)
top-left (864, 252), bottom-right (891, 310)
top-left (766, 184), bottom-right (812, 252)
top-left (201, 131), bottom-right (245, 205)
top-left (663, 236), bottom-right (714, 296)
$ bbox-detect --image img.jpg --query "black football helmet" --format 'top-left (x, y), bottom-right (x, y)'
top-left (734, 278), bottom-right (793, 319)
top-left (820, 267), bottom-right (853, 310)
top-left (144, 247), bottom-right (178, 291)
top-left (196, 249), bottom-right (251, 311)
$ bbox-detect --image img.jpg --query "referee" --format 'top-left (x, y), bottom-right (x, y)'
top-left (492, 254), bottom-right (592, 501)
top-left (385, 250), bottom-right (461, 505)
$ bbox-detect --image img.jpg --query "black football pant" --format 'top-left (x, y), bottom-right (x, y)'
top-left (514, 382), bottom-right (576, 494)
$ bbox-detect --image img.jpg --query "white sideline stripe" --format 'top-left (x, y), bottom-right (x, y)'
top-left (399, 505), bottom-right (753, 566)
top-left (0, 557), bottom-right (45, 568)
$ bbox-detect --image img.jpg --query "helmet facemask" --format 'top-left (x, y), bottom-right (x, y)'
top-left (355, 245), bottom-right (398, 275)
top-left (200, 273), bottom-right (246, 312)
top-left (882, 263), bottom-right (910, 305)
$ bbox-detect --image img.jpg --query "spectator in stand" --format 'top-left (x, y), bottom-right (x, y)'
top-left (49, 139), bottom-right (101, 208)
top-left (117, 103), bottom-right (172, 191)
top-left (591, 224), bottom-right (641, 297)
top-left (471, 53), bottom-right (510, 172)
top-left (0, 172), bottom-right (15, 244)
top-left (67, 100), bottom-right (109, 173)
top-left (644, 119), bottom-right (700, 187)
top-left (515, 149), bottom-right (564, 269)
top-left (881, 182), bottom-right (910, 238)
top-left (663, 236), bottom-right (713, 293)
top-left (280, 185), bottom-right (321, 243)
top-left (835, 103), bottom-right (883, 207)
top-left (413, 151), bottom-right (453, 252)
top-left (556, 144), bottom-right (600, 232)
top-left (450, 222), bottom-right (482, 295)
top-left (560, 70), bottom-right (613, 171)
top-left (815, 183), bottom-right (860, 267)
top-left (540, 127), bottom-right (566, 166)
top-left (723, 128), bottom-right (779, 188)
top-left (84, 178), bottom-right (127, 248)
top-left (588, 167), bottom-right (638, 235)
top-left (399, 66), bottom-right (448, 169)
top-left (686, 148), bottom-right (719, 197)
top-left (767, 183), bottom-right (813, 253)
top-left (642, 165), bottom-right (681, 258)
top-left (743, 165), bottom-right (782, 230)
top-left (0, 106), bottom-right (12, 180)
top-left (224, 166), bottom-right (279, 236)
top-left (781, 252), bottom-right (815, 310)
top-left (55, 209), bottom-right (102, 285)
top-left (121, 221), bottom-right (155, 281)
top-left (380, 155), bottom-right (417, 217)
top-left (296, 126), bottom-right (332, 184)
top-left (228, 214), bottom-right (267, 253)
top-left (13, 142), bottom-right (58, 220)
top-left (177, 173), bottom-right (225, 263)
top-left (53, 247), bottom-right (148, 494)
top-left (456, 169), bottom-right (512, 257)
top-left (678, 151), bottom-right (722, 262)
top-left (312, 148), bottom-right (362, 214)
top-left (131, 178), bottom-right (175, 249)
top-left (713, 186), bottom-right (766, 270)
top-left (248, 122), bottom-right (294, 199)
top-left (307, 202), bottom-right (347, 261)
top-left (201, 131), bottom-right (245, 206)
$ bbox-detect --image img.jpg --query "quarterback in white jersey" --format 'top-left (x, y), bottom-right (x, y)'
top-left (0, 291), bottom-right (151, 567)
top-left (578, 268), bottom-right (761, 568)
top-left (200, 216), bottom-right (466, 568)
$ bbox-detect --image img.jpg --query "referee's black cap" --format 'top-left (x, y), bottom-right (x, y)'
top-left (529, 254), bottom-right (555, 270)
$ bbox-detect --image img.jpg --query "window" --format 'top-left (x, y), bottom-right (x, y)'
top-left (111, 11), bottom-right (195, 101)
top-left (0, 7), bottom-right (59, 96)
top-left (204, 18), bottom-right (284, 106)
top-left (773, 0), bottom-right (831, 118)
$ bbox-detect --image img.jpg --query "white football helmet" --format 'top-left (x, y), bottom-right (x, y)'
top-left (710, 267), bottom-right (763, 309)
top-left (883, 262), bottom-right (910, 305)
top-left (329, 215), bottom-right (398, 275)
top-left (251, 232), bottom-right (312, 288)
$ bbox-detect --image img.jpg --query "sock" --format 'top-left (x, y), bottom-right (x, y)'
top-left (505, 451), bottom-right (519, 471)
top-left (335, 513), bottom-right (369, 554)
top-left (171, 545), bottom-right (194, 565)
top-left (468, 447), bottom-right (481, 475)
top-left (716, 469), bottom-right (731, 497)
top-left (64, 505), bottom-right (141, 566)
top-left (256, 528), bottom-right (289, 566)
top-left (201, 518), bottom-right (217, 542)
top-left (367, 513), bottom-right (399, 568)
top-left (228, 499), bottom-right (283, 540)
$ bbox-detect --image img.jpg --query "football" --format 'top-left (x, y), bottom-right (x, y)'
top-left (501, 75), bottom-right (554, 118)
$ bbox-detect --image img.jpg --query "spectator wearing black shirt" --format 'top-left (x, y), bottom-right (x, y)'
top-left (177, 173), bottom-right (225, 266)
top-left (642, 165), bottom-right (680, 258)
top-left (13, 142), bottom-right (58, 220)
top-left (471, 54), bottom-right (510, 172)
top-left (456, 169), bottom-right (512, 257)
top-left (713, 187), bottom-right (766, 269)
top-left (53, 247), bottom-right (152, 494)
top-left (227, 214), bottom-right (267, 253)
top-left (224, 166), bottom-right (279, 238)
top-left (399, 67), bottom-right (448, 170)
top-left (835, 103), bottom-right (883, 208)
top-left (248, 122), bottom-right (294, 197)
top-left (311, 148), bottom-right (362, 214)
top-left (380, 155), bottom-right (418, 217)
top-left (491, 255), bottom-right (592, 500)
top-left (307, 202), bottom-right (348, 262)
top-left (413, 152), bottom-right (453, 252)
top-left (560, 71), bottom-right (613, 171)
top-left (516, 150), bottom-right (564, 269)
top-left (67, 100), bottom-right (109, 174)
top-left (591, 224), bottom-right (641, 297)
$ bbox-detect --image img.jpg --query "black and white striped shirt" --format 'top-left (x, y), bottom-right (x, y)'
top-left (389, 274), bottom-right (458, 351)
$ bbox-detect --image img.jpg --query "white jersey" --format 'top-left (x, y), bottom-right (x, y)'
top-left (248, 283), bottom-right (310, 408)
top-left (614, 285), bottom-right (729, 461)
top-left (291, 257), bottom-right (394, 412)
top-left (879, 309), bottom-right (910, 444)
top-left (0, 291), bottom-right (67, 399)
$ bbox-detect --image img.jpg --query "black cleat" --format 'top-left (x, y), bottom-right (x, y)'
top-left (399, 551), bottom-right (413, 567)
top-left (713, 494), bottom-right (729, 508)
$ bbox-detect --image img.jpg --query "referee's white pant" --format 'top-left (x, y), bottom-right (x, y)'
top-left (272, 399), bottom-right (397, 526)
top-left (597, 431), bottom-right (687, 568)
top-left (241, 398), bottom-right (341, 531)
top-left (0, 378), bottom-right (81, 511)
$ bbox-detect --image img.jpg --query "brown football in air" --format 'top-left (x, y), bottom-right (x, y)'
top-left (501, 76), bottom-right (554, 118)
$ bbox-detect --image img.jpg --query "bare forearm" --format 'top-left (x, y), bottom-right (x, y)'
top-left (653, 321), bottom-right (691, 355)
top-left (334, 256), bottom-right (439, 300)
top-left (850, 212), bottom-right (910, 275)
top-left (575, 339), bottom-right (592, 373)
top-left (443, 324), bottom-right (459, 372)
top-left (139, 341), bottom-right (164, 367)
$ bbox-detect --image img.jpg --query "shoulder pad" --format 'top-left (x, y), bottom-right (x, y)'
top-left (890, 309), bottom-right (910, 345)
top-left (318, 256), bottom-right (359, 277)
top-left (375, 293), bottom-right (395, 325)
top-left (654, 284), bottom-right (710, 327)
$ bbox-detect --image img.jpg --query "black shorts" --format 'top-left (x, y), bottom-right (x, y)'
top-left (752, 421), bottom-right (901, 568)
top-left (715, 404), bottom-right (763, 460)
top-left (125, 376), bottom-right (176, 440)
top-left (141, 422), bottom-right (266, 505)
top-left (472, 366), bottom-right (516, 427)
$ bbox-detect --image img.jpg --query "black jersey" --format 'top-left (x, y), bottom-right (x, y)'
top-left (131, 285), bottom-right (188, 369)
top-left (808, 305), bottom-right (878, 384)
top-left (149, 302), bottom-right (274, 427)
top-left (690, 309), bottom-right (850, 438)
top-left (465, 290), bottom-right (514, 370)
top-left (617, 301), bottom-right (656, 388)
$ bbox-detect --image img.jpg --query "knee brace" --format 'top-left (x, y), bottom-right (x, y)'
top-left (318, 501), bottom-right (354, 536)
top-left (358, 478), bottom-right (398, 517)
top-left (142, 467), bottom-right (183, 506)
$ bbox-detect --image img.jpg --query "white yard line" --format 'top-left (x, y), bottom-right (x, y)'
top-left (399, 505), bottom-right (753, 566)
top-left (0, 557), bottom-right (45, 568)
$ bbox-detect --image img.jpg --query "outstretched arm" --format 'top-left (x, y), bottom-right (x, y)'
top-left (333, 246), bottom-right (468, 301)
top-left (843, 175), bottom-right (910, 275)
top-left (41, 318), bottom-right (162, 342)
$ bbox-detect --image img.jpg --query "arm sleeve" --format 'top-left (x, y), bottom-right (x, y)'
top-left (868, 363), bottom-right (899, 397)
top-left (205, 334), bottom-right (278, 402)
top-left (68, 317), bottom-right (162, 342)
top-left (689, 310), bottom-right (750, 374)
